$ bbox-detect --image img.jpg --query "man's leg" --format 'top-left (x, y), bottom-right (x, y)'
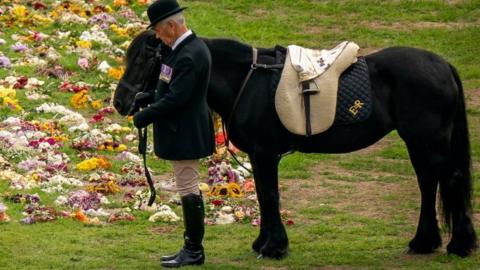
top-left (161, 160), bottom-right (205, 268)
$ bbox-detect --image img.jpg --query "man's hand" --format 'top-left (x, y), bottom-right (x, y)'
top-left (133, 109), bottom-right (150, 129)
top-left (128, 92), bottom-right (153, 116)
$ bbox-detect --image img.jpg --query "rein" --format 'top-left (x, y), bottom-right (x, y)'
top-left (222, 47), bottom-right (284, 173)
top-left (128, 44), bottom-right (162, 206)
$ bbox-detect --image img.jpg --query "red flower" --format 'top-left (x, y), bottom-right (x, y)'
top-left (32, 1), bottom-right (48, 10)
top-left (215, 133), bottom-right (225, 145)
top-left (29, 140), bottom-right (39, 148)
top-left (90, 113), bottom-right (104, 123)
top-left (211, 199), bottom-right (224, 206)
top-left (286, 219), bottom-right (295, 226)
top-left (13, 76), bottom-right (28, 89)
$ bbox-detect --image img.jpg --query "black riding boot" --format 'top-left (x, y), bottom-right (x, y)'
top-left (161, 193), bottom-right (205, 268)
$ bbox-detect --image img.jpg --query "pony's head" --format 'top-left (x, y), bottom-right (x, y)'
top-left (113, 30), bottom-right (162, 116)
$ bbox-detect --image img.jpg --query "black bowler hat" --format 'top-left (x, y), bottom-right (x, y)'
top-left (147, 0), bottom-right (187, 29)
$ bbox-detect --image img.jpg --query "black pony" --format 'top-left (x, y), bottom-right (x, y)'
top-left (114, 30), bottom-right (477, 258)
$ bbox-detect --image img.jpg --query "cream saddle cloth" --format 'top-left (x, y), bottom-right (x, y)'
top-left (275, 41), bottom-right (360, 135)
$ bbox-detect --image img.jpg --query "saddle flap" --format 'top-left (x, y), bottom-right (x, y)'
top-left (275, 41), bottom-right (360, 136)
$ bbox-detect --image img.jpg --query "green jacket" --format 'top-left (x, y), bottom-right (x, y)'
top-left (134, 33), bottom-right (215, 160)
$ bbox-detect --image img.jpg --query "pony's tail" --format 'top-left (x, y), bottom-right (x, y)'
top-left (438, 64), bottom-right (478, 256)
top-left (439, 64), bottom-right (473, 232)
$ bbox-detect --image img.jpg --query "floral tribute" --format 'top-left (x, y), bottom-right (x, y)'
top-left (0, 0), bottom-right (293, 229)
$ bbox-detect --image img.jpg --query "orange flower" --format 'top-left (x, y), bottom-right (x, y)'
top-left (74, 210), bottom-right (89, 223)
top-left (113, 0), bottom-right (128, 6)
top-left (137, 0), bottom-right (150, 5)
top-left (243, 179), bottom-right (256, 193)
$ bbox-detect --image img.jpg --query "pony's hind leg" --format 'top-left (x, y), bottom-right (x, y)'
top-left (404, 140), bottom-right (449, 254)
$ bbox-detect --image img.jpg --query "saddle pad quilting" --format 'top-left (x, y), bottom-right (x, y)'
top-left (333, 57), bottom-right (372, 126)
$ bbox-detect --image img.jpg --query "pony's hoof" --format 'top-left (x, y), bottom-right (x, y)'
top-left (252, 235), bottom-right (267, 254)
top-left (408, 235), bottom-right (441, 254)
top-left (447, 239), bottom-right (477, 258)
top-left (259, 243), bottom-right (288, 259)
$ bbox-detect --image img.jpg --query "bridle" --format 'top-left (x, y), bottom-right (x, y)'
top-left (122, 44), bottom-right (162, 206)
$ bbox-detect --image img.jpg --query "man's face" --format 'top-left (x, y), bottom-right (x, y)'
top-left (153, 20), bottom-right (176, 47)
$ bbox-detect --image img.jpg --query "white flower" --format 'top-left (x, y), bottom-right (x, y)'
top-left (124, 134), bottom-right (137, 142)
top-left (100, 196), bottom-right (110, 205)
top-left (2, 117), bottom-right (22, 126)
top-left (54, 195), bottom-right (68, 206)
top-left (148, 205), bottom-right (181, 223)
top-left (97, 61), bottom-right (111, 73)
top-left (59, 12), bottom-right (88, 24)
top-left (0, 203), bottom-right (7, 212)
top-left (57, 31), bottom-right (71, 38)
top-left (68, 123), bottom-right (90, 133)
top-left (215, 213), bottom-right (235, 225)
top-left (220, 206), bottom-right (233, 213)
top-left (86, 208), bottom-right (110, 217)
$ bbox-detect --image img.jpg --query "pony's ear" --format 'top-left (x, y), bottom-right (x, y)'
top-left (146, 31), bottom-right (163, 47)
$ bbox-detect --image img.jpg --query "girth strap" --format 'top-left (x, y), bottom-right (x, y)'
top-left (222, 47), bottom-right (287, 172)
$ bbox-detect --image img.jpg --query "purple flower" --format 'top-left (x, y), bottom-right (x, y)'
top-left (21, 216), bottom-right (36, 224)
top-left (0, 56), bottom-right (11, 68)
top-left (11, 42), bottom-right (28, 52)
top-left (88, 13), bottom-right (117, 26)
top-left (67, 190), bottom-right (102, 210)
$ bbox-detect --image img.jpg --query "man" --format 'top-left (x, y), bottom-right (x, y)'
top-left (133, 0), bottom-right (215, 267)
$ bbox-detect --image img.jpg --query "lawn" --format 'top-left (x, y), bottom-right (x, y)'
top-left (1, 1), bottom-right (479, 269)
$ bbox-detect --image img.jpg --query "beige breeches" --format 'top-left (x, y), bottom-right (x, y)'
top-left (170, 160), bottom-right (200, 196)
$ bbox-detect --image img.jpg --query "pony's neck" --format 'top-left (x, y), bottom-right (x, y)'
top-left (202, 38), bottom-right (254, 120)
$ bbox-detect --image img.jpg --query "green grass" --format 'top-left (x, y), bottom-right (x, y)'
top-left (1, 0), bottom-right (480, 269)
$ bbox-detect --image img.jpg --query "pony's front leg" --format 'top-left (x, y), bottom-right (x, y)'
top-left (249, 150), bottom-right (288, 259)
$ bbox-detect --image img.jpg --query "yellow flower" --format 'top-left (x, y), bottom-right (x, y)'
top-left (76, 157), bottom-right (112, 171)
top-left (234, 210), bottom-right (245, 220)
top-left (12, 5), bottom-right (27, 18)
top-left (110, 24), bottom-right (129, 37)
top-left (108, 67), bottom-right (124, 81)
top-left (71, 90), bottom-right (89, 109)
top-left (199, 183), bottom-right (209, 193)
top-left (120, 127), bottom-right (131, 133)
top-left (2, 97), bottom-right (23, 111)
top-left (0, 86), bottom-right (16, 99)
top-left (91, 99), bottom-right (103, 110)
top-left (54, 135), bottom-right (69, 142)
top-left (76, 40), bottom-right (92, 49)
top-left (76, 158), bottom-right (99, 171)
top-left (32, 14), bottom-right (53, 25)
top-left (227, 183), bottom-right (243, 198)
top-left (116, 144), bottom-right (128, 152)
top-left (105, 5), bottom-right (114, 13)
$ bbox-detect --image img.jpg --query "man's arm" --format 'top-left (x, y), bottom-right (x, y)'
top-left (133, 56), bottom-right (199, 128)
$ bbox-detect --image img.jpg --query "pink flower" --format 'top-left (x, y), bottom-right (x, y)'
top-left (77, 58), bottom-right (89, 70)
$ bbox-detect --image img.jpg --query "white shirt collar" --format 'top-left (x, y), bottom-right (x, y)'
top-left (172, 30), bottom-right (193, 51)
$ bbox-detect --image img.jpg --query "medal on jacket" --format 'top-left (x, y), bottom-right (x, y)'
top-left (159, 64), bottom-right (173, 83)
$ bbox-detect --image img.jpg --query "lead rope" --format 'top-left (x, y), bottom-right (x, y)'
top-left (138, 127), bottom-right (156, 206)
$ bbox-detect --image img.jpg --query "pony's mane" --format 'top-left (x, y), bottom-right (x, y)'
top-left (126, 30), bottom-right (156, 63)
top-left (201, 38), bottom-right (253, 65)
